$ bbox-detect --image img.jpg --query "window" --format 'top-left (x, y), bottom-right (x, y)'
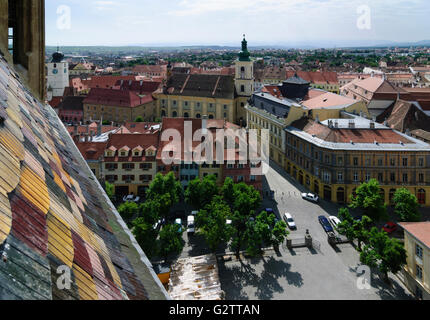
top-left (353, 172), bottom-right (359, 182)
top-left (403, 173), bottom-right (408, 183)
top-left (338, 172), bottom-right (343, 182)
top-left (353, 157), bottom-right (359, 166)
top-left (390, 172), bottom-right (396, 182)
top-left (238, 176), bottom-right (244, 182)
top-left (241, 85), bottom-right (245, 92)
top-left (378, 173), bottom-right (383, 183)
top-left (377, 158), bottom-right (383, 166)
top-left (365, 172), bottom-right (371, 182)
top-left (390, 158), bottom-right (396, 166)
top-left (416, 244), bottom-right (423, 259)
top-left (416, 265), bottom-right (423, 280)
top-left (403, 158), bottom-right (408, 167)
top-left (418, 158), bottom-right (424, 167)
top-left (8, 27), bottom-right (14, 56)
top-left (338, 157), bottom-right (343, 166)
top-left (419, 173), bottom-right (424, 183)
top-left (122, 163), bottom-right (135, 171)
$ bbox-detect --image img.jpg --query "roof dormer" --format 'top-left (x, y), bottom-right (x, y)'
top-left (119, 146), bottom-right (130, 157)
top-left (145, 145), bottom-right (157, 157)
top-left (105, 146), bottom-right (117, 157)
top-left (132, 146), bottom-right (144, 157)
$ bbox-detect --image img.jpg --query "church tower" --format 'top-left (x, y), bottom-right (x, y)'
top-left (46, 47), bottom-right (69, 98)
top-left (234, 35), bottom-right (254, 126)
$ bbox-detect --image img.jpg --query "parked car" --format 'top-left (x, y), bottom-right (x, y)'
top-left (383, 222), bottom-right (398, 234)
top-left (328, 216), bottom-right (341, 229)
top-left (122, 194), bottom-right (140, 203)
top-left (187, 216), bottom-right (195, 235)
top-left (191, 211), bottom-right (198, 216)
top-left (283, 213), bottom-right (297, 230)
top-left (318, 216), bottom-right (334, 233)
top-left (266, 208), bottom-right (274, 214)
top-left (175, 218), bottom-right (183, 233)
top-left (226, 219), bottom-right (232, 225)
top-left (302, 193), bottom-right (319, 203)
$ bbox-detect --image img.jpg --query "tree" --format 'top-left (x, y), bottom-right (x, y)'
top-left (158, 224), bottom-right (184, 261)
top-left (135, 116), bottom-right (144, 122)
top-left (393, 188), bottom-right (421, 222)
top-left (185, 175), bottom-right (219, 209)
top-left (146, 172), bottom-right (182, 219)
top-left (132, 218), bottom-right (158, 259)
top-left (350, 179), bottom-right (387, 222)
top-left (360, 227), bottom-right (407, 283)
top-left (336, 208), bottom-right (372, 251)
top-left (117, 201), bottom-right (139, 222)
top-left (221, 177), bottom-right (235, 208)
top-left (139, 198), bottom-right (162, 226)
top-left (272, 220), bottom-right (289, 251)
top-left (196, 196), bottom-right (232, 252)
top-left (105, 181), bottom-right (115, 202)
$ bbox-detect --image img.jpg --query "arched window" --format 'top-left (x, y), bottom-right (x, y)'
top-left (172, 111), bottom-right (177, 117)
top-left (184, 112), bottom-right (189, 118)
top-left (389, 189), bottom-right (396, 205)
top-left (161, 110), bottom-right (166, 117)
top-left (337, 187), bottom-right (345, 204)
top-left (196, 113), bottom-right (201, 119)
top-left (209, 114), bottom-right (214, 119)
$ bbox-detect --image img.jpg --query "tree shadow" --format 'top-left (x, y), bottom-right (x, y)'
top-left (218, 255), bottom-right (303, 300)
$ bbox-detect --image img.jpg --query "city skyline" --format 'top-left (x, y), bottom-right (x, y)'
top-left (46, 0), bottom-right (430, 47)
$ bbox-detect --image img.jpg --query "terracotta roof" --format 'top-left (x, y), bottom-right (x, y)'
top-left (83, 88), bottom-right (153, 107)
top-left (157, 118), bottom-right (241, 161)
top-left (291, 118), bottom-right (413, 144)
top-left (105, 133), bottom-right (159, 162)
top-left (286, 71), bottom-right (338, 85)
top-left (132, 65), bottom-right (167, 74)
top-left (0, 55), bottom-right (167, 300)
top-left (302, 92), bottom-right (357, 110)
top-left (76, 141), bottom-right (107, 160)
top-left (82, 76), bottom-right (137, 90)
top-left (47, 96), bottom-right (63, 109)
top-left (399, 222), bottom-right (430, 249)
top-left (262, 85), bottom-right (284, 99)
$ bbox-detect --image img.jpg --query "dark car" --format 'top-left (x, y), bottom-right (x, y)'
top-left (318, 216), bottom-right (334, 233)
top-left (266, 208), bottom-right (274, 214)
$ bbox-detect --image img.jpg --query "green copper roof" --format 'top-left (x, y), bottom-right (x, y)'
top-left (238, 35), bottom-right (251, 62)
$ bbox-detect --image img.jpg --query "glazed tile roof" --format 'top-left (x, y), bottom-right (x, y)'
top-left (0, 56), bottom-right (168, 300)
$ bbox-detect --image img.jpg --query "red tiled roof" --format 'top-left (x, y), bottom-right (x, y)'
top-left (105, 132), bottom-right (159, 162)
top-left (82, 76), bottom-right (137, 90)
top-left (67, 122), bottom-right (117, 136)
top-left (76, 141), bottom-right (107, 160)
top-left (262, 85), bottom-right (283, 99)
top-left (286, 71), bottom-right (338, 85)
top-left (132, 65), bottom-right (167, 74)
top-left (48, 96), bottom-right (63, 109)
top-left (302, 92), bottom-right (357, 110)
top-left (399, 222), bottom-right (430, 249)
top-left (83, 88), bottom-right (153, 107)
top-left (293, 118), bottom-right (413, 144)
top-left (157, 118), bottom-right (242, 161)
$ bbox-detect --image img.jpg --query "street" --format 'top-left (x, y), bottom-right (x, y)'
top-left (217, 161), bottom-right (413, 300)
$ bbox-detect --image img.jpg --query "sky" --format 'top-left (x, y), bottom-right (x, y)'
top-left (45, 0), bottom-right (430, 47)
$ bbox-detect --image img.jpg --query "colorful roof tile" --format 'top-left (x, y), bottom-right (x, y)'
top-left (0, 56), bottom-right (168, 300)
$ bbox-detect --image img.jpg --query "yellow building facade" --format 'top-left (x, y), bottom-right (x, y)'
top-left (400, 222), bottom-right (430, 300)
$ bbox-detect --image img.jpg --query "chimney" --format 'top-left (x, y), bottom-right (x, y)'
top-left (370, 122), bottom-right (375, 129)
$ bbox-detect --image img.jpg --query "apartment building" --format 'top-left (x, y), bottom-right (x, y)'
top-left (284, 113), bottom-right (430, 205)
top-left (399, 222), bottom-right (430, 300)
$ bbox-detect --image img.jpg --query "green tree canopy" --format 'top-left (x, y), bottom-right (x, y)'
top-left (196, 196), bottom-right (233, 252)
top-left (105, 181), bottom-right (115, 201)
top-left (117, 201), bottom-right (139, 222)
top-left (185, 174), bottom-right (219, 209)
top-left (132, 218), bottom-right (158, 259)
top-left (158, 224), bottom-right (184, 260)
top-left (393, 188), bottom-right (421, 222)
top-left (135, 116), bottom-right (144, 122)
top-left (350, 179), bottom-right (387, 222)
top-left (360, 227), bottom-right (407, 282)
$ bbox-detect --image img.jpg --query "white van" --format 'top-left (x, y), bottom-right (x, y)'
top-left (187, 215), bottom-right (195, 234)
